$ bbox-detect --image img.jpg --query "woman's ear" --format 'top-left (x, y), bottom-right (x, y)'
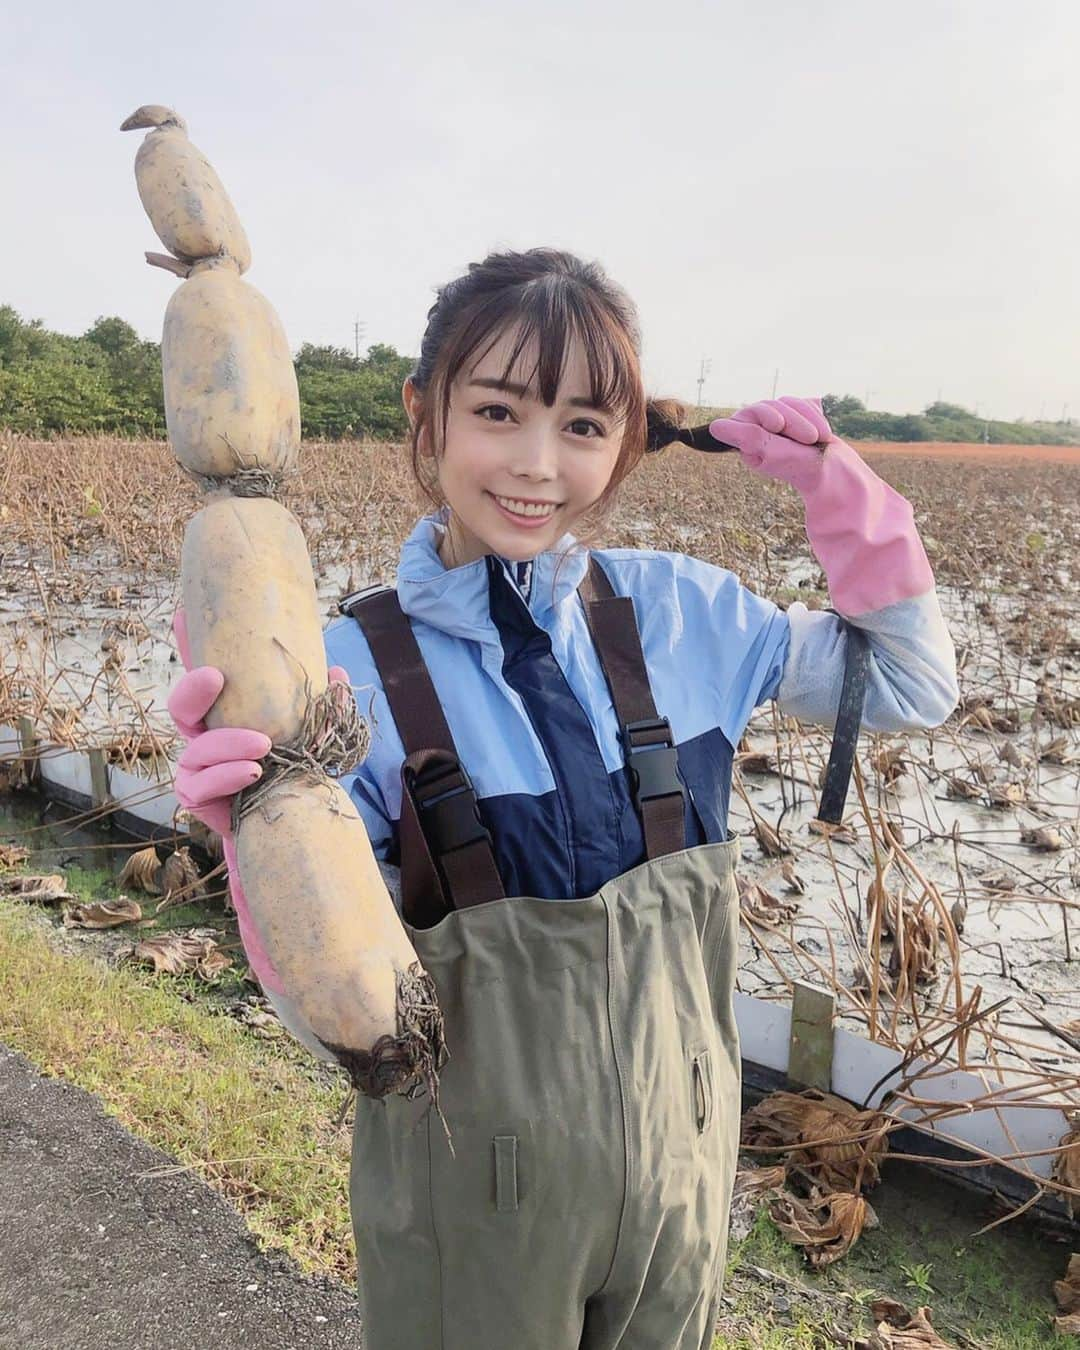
top-left (403, 377), bottom-right (438, 460)
top-left (402, 376), bottom-right (421, 430)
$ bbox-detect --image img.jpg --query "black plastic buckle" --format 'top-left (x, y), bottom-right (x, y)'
top-left (407, 758), bottom-right (492, 857)
top-left (338, 583), bottom-right (391, 617)
top-left (622, 717), bottom-right (685, 808)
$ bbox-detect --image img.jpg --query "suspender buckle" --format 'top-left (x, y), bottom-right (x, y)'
top-left (338, 583), bottom-right (391, 617)
top-left (621, 717), bottom-right (685, 809)
top-left (406, 757), bottom-right (492, 858)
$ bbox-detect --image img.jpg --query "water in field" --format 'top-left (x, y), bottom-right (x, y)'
top-left (3, 452), bottom-right (1079, 1089)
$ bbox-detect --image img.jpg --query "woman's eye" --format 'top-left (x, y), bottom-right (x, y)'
top-left (570, 419), bottom-right (605, 438)
top-left (477, 404), bottom-right (513, 423)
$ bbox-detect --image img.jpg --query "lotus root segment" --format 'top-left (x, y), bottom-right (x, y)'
top-left (237, 777), bottom-right (444, 1096)
top-left (181, 496), bottom-right (327, 744)
top-left (163, 262), bottom-right (300, 481)
top-left (122, 105), bottom-right (252, 271)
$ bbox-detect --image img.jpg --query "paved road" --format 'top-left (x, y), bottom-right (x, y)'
top-left (0, 1044), bottom-right (366, 1349)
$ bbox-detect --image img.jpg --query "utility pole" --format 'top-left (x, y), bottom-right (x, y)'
top-left (771, 367), bottom-right (779, 399)
top-left (696, 358), bottom-right (712, 409)
top-left (353, 318), bottom-right (366, 361)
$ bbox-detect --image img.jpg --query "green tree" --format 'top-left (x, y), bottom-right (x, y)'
top-left (295, 342), bottom-right (413, 439)
top-left (294, 342), bottom-right (361, 373)
top-left (822, 393), bottom-right (865, 418)
top-left (0, 306), bottom-right (53, 367)
top-left (84, 316), bottom-right (142, 359)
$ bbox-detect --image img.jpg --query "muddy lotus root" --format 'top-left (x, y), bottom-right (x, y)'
top-left (236, 777), bottom-right (446, 1098)
top-left (122, 105), bottom-right (252, 271)
top-left (163, 260), bottom-right (300, 484)
top-left (125, 105), bottom-right (443, 1099)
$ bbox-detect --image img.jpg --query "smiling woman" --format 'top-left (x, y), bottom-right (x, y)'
top-left (401, 248), bottom-right (676, 564)
top-left (170, 239), bottom-right (958, 1350)
top-left (405, 323), bottom-right (626, 565)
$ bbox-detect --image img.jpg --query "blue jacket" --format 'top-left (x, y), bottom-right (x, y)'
top-left (324, 514), bottom-right (958, 908)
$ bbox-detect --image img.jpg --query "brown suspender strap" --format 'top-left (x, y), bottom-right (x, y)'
top-left (341, 586), bottom-right (505, 927)
top-left (579, 559), bottom-right (687, 860)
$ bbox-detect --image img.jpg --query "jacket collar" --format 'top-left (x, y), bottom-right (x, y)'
top-left (395, 512), bottom-right (590, 642)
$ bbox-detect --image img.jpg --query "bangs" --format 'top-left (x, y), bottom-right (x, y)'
top-left (408, 248), bottom-right (651, 525)
top-left (434, 274), bottom-right (642, 438)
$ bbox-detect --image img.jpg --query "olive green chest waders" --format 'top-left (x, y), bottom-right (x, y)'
top-left (342, 560), bottom-right (740, 1350)
top-left (352, 840), bottom-right (740, 1350)
top-left (342, 562), bottom-right (868, 1349)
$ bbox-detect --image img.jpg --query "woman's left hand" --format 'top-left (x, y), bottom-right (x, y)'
top-left (710, 395), bottom-right (935, 615)
top-left (708, 397), bottom-right (832, 494)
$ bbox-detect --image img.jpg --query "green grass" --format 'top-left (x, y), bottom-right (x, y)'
top-left (0, 896), bottom-right (355, 1280)
top-left (722, 1170), bottom-right (1063, 1348)
top-left (0, 854), bottom-right (1069, 1341)
top-left (57, 857), bottom-right (253, 998)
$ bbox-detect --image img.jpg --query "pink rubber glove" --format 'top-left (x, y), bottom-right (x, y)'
top-left (709, 396), bottom-right (934, 615)
top-left (167, 608), bottom-right (350, 995)
top-left (168, 609), bottom-right (272, 838)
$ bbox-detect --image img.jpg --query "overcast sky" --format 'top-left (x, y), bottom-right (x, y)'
top-left (3, 0), bottom-right (1077, 419)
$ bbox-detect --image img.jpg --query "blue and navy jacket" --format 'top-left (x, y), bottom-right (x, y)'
top-left (324, 514), bottom-right (958, 908)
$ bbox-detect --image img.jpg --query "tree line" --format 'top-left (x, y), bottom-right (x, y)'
top-left (0, 306), bottom-right (414, 440)
top-left (820, 394), bottom-right (1078, 447)
top-left (1, 305), bottom-right (1076, 446)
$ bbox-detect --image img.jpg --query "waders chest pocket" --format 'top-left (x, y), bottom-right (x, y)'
top-left (691, 1049), bottom-right (714, 1133)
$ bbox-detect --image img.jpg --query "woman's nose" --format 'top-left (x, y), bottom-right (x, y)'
top-left (511, 428), bottom-right (558, 479)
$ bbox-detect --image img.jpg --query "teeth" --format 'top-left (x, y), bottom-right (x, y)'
top-left (494, 495), bottom-right (558, 518)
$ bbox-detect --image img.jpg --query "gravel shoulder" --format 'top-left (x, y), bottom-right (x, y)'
top-left (0, 1043), bottom-right (365, 1350)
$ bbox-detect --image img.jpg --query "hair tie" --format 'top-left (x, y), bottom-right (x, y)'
top-left (645, 421), bottom-right (737, 454)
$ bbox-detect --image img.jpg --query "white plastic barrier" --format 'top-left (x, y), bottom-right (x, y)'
top-left (1, 721), bottom-right (1072, 1194)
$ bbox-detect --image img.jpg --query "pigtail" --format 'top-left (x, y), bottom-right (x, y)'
top-left (644, 398), bottom-right (738, 455)
top-left (645, 398), bottom-right (691, 454)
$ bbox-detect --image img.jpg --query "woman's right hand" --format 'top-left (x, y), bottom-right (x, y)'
top-left (167, 609), bottom-right (272, 837)
top-left (167, 609), bottom-right (350, 837)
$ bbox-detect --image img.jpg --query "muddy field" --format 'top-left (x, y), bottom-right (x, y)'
top-left (855, 441), bottom-right (1078, 464)
top-left (2, 434), bottom-right (1079, 1117)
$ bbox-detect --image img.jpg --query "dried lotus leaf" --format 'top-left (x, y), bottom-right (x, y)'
top-left (736, 750), bottom-right (775, 774)
top-left (0, 844), bottom-right (30, 870)
top-left (157, 846), bottom-right (205, 911)
top-left (753, 817), bottom-right (790, 857)
top-left (742, 1088), bottom-right (890, 1191)
top-left (1052, 1113), bottom-right (1080, 1219)
top-left (860, 1299), bottom-right (952, 1348)
top-left (768, 1189), bottom-right (877, 1267)
top-left (63, 897), bottom-right (142, 929)
top-left (118, 847), bottom-right (163, 895)
top-left (129, 931), bottom-right (230, 981)
top-left (737, 874), bottom-right (798, 927)
top-left (808, 817), bottom-right (858, 844)
top-left (2, 874), bottom-right (73, 903)
top-left (1054, 1253), bottom-right (1080, 1314)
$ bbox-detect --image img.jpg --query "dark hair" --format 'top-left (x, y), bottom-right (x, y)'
top-left (408, 248), bottom-right (687, 533)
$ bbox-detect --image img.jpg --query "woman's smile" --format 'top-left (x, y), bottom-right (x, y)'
top-left (487, 490), bottom-right (563, 527)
